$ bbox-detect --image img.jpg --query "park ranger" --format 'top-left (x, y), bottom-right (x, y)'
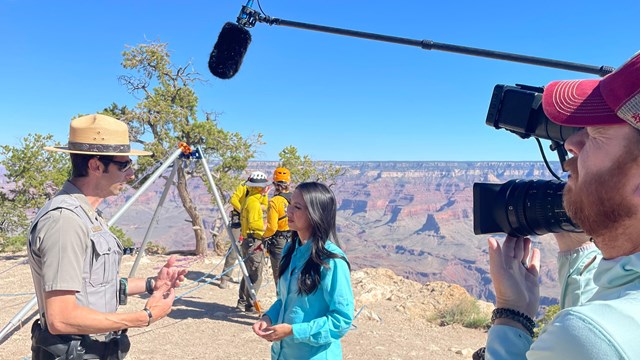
top-left (28, 114), bottom-right (188, 359)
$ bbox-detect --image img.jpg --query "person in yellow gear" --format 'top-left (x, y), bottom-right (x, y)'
top-left (237, 171), bottom-right (269, 313)
top-left (220, 172), bottom-right (269, 289)
top-left (263, 167), bottom-right (292, 285)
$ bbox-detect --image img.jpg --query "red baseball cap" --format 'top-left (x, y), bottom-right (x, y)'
top-left (542, 51), bottom-right (640, 129)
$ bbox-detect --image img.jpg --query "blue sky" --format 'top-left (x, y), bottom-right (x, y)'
top-left (1, 0), bottom-right (637, 161)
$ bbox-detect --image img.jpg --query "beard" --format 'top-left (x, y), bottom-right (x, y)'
top-left (563, 152), bottom-right (638, 238)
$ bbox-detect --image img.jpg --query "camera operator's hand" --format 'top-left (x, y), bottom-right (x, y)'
top-left (488, 236), bottom-right (540, 319)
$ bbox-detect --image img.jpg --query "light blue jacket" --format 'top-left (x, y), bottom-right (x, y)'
top-left (487, 243), bottom-right (640, 359)
top-left (264, 239), bottom-right (354, 360)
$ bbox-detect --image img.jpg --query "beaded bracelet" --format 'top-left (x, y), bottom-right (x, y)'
top-left (491, 308), bottom-right (535, 337)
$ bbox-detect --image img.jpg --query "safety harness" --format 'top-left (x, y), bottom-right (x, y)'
top-left (274, 192), bottom-right (292, 222)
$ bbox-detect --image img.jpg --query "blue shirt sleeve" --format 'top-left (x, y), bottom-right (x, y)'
top-left (264, 298), bottom-right (282, 324)
top-left (487, 301), bottom-right (630, 360)
top-left (557, 243), bottom-right (601, 309)
top-left (527, 309), bottom-right (623, 359)
top-left (486, 325), bottom-right (532, 359)
top-left (291, 257), bottom-right (354, 345)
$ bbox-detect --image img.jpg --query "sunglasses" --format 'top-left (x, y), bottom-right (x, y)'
top-left (98, 157), bottom-right (133, 172)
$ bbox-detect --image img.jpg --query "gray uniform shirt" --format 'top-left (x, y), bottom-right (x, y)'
top-left (28, 181), bottom-right (123, 328)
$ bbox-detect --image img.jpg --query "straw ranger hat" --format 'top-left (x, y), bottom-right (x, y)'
top-left (44, 114), bottom-right (152, 156)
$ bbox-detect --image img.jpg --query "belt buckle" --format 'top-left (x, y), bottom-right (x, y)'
top-left (90, 332), bottom-right (110, 342)
top-left (92, 330), bottom-right (121, 342)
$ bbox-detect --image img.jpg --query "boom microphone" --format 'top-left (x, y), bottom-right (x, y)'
top-left (208, 22), bottom-right (252, 80)
top-left (208, 4), bottom-right (615, 80)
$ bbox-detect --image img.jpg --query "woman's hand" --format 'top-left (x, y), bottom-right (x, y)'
top-left (253, 316), bottom-right (273, 338)
top-left (260, 324), bottom-right (293, 342)
top-left (253, 316), bottom-right (292, 342)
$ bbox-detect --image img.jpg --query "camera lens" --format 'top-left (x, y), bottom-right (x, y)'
top-left (473, 179), bottom-right (582, 236)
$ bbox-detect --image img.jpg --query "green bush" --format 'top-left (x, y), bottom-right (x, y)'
top-left (1, 226), bottom-right (136, 253)
top-left (109, 226), bottom-right (134, 248)
top-left (145, 241), bottom-right (167, 255)
top-left (434, 297), bottom-right (491, 329)
top-left (534, 304), bottom-right (560, 338)
top-left (0, 234), bottom-right (27, 253)
top-left (0, 206), bottom-right (29, 252)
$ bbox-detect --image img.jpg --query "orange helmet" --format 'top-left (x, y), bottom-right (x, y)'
top-left (273, 167), bottom-right (291, 183)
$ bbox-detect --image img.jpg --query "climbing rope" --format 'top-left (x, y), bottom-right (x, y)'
top-left (0, 258), bottom-right (28, 276)
top-left (175, 247), bottom-right (252, 300)
top-left (0, 259), bottom-right (34, 297)
top-left (350, 304), bottom-right (367, 330)
top-left (0, 292), bottom-right (35, 297)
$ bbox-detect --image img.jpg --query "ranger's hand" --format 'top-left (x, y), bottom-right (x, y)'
top-left (143, 287), bottom-right (176, 325)
top-left (155, 255), bottom-right (188, 292)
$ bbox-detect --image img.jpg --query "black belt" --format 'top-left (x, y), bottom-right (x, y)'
top-left (274, 230), bottom-right (292, 239)
top-left (91, 329), bottom-right (128, 342)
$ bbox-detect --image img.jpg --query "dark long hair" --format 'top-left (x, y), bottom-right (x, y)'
top-left (278, 182), bottom-right (349, 295)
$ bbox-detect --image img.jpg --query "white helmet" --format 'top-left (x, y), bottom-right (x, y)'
top-left (246, 171), bottom-right (268, 187)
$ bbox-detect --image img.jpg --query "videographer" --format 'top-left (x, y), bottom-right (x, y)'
top-left (485, 51), bottom-right (640, 359)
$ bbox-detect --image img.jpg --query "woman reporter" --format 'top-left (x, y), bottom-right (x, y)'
top-left (252, 182), bottom-right (354, 359)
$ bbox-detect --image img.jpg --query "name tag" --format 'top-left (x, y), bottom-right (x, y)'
top-left (91, 225), bottom-right (103, 233)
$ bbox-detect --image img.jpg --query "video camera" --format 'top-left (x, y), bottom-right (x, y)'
top-left (473, 84), bottom-right (582, 237)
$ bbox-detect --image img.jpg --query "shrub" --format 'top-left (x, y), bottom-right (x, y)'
top-left (109, 226), bottom-right (134, 249)
top-left (534, 304), bottom-right (560, 338)
top-left (145, 241), bottom-right (167, 255)
top-left (1, 225), bottom-right (136, 253)
top-left (434, 297), bottom-right (491, 329)
top-left (0, 234), bottom-right (27, 253)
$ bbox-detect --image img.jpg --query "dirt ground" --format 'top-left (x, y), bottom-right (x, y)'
top-left (0, 252), bottom-right (488, 360)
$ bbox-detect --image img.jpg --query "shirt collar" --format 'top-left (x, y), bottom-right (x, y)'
top-left (594, 252), bottom-right (640, 288)
top-left (60, 181), bottom-right (101, 220)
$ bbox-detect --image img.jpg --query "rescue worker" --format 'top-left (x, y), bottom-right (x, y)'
top-left (28, 114), bottom-right (188, 360)
top-left (262, 167), bottom-right (292, 285)
top-left (219, 172), bottom-right (268, 289)
top-left (236, 171), bottom-right (269, 313)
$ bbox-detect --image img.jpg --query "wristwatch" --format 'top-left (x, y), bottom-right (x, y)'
top-left (145, 277), bottom-right (155, 295)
